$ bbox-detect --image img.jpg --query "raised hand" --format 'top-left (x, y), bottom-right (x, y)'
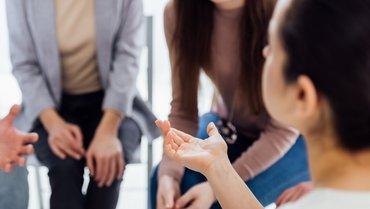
top-left (155, 120), bottom-right (228, 176)
top-left (0, 105), bottom-right (39, 172)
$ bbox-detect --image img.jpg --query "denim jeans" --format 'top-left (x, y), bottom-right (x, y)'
top-left (150, 112), bottom-right (310, 208)
top-left (0, 166), bottom-right (29, 209)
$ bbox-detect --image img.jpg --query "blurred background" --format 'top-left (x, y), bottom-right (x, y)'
top-left (0, 0), bottom-right (215, 208)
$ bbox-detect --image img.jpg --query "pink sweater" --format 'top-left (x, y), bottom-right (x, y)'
top-left (158, 1), bottom-right (299, 182)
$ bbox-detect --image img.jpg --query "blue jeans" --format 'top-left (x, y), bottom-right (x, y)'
top-left (0, 166), bottom-right (29, 209)
top-left (150, 112), bottom-right (310, 208)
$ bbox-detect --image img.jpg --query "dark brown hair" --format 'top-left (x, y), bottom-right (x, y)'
top-left (171, 0), bottom-right (276, 115)
top-left (281, 0), bottom-right (370, 150)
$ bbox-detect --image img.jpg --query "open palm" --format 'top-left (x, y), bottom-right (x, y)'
top-left (0, 105), bottom-right (38, 172)
top-left (156, 120), bottom-right (228, 175)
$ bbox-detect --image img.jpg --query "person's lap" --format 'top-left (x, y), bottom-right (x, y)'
top-left (150, 112), bottom-right (310, 208)
top-left (33, 93), bottom-right (141, 209)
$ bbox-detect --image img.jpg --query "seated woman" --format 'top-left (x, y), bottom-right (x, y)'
top-left (156, 0), bottom-right (370, 208)
top-left (0, 105), bottom-right (38, 172)
top-left (152, 0), bottom-right (310, 208)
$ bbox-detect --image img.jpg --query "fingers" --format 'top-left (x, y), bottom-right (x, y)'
top-left (15, 156), bottom-right (26, 167)
top-left (176, 189), bottom-right (195, 208)
top-left (60, 131), bottom-right (84, 160)
top-left (288, 189), bottom-right (304, 203)
top-left (96, 156), bottom-right (109, 187)
top-left (49, 142), bottom-right (67, 159)
top-left (4, 105), bottom-right (21, 125)
top-left (63, 143), bottom-right (83, 160)
top-left (86, 151), bottom-right (95, 177)
top-left (68, 125), bottom-right (84, 148)
top-left (164, 143), bottom-right (177, 160)
top-left (21, 132), bottom-right (39, 144)
top-left (3, 163), bottom-right (13, 173)
top-left (171, 131), bottom-right (185, 146)
top-left (105, 157), bottom-right (116, 187)
top-left (95, 155), bottom-right (103, 186)
top-left (172, 128), bottom-right (194, 142)
top-left (18, 144), bottom-right (34, 156)
top-left (276, 188), bottom-right (294, 206)
top-left (207, 122), bottom-right (219, 137)
top-left (155, 120), bottom-right (171, 136)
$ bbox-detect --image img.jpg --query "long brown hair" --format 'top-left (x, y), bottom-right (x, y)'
top-left (171, 0), bottom-right (276, 115)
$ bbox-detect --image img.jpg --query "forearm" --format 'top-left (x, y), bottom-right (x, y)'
top-left (39, 108), bottom-right (63, 132)
top-left (96, 109), bottom-right (124, 135)
top-left (206, 159), bottom-right (264, 209)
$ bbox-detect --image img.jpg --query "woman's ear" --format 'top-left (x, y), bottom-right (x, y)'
top-left (293, 75), bottom-right (319, 119)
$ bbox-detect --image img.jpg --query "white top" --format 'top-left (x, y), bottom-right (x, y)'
top-left (279, 189), bottom-right (370, 209)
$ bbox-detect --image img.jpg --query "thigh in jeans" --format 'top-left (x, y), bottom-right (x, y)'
top-left (246, 136), bottom-right (310, 206)
top-left (0, 167), bottom-right (29, 209)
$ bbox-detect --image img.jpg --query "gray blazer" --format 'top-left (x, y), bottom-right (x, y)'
top-left (6, 0), bottom-right (160, 162)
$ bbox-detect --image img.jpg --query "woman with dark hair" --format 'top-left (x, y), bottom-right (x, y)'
top-left (157, 0), bottom-right (370, 208)
top-left (151, 0), bottom-right (311, 208)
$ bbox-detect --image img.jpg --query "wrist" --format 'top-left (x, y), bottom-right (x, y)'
top-left (96, 110), bottom-right (124, 136)
top-left (204, 158), bottom-right (233, 180)
top-left (39, 108), bottom-right (63, 132)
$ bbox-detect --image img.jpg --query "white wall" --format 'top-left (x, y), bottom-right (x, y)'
top-left (0, 0), bottom-right (22, 118)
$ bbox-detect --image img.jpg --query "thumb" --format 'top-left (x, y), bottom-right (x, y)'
top-left (3, 105), bottom-right (20, 125)
top-left (207, 122), bottom-right (219, 137)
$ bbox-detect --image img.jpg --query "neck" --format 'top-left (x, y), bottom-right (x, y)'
top-left (305, 132), bottom-right (370, 191)
top-left (213, 0), bottom-right (245, 10)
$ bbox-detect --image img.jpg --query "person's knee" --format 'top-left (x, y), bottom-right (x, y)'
top-left (49, 157), bottom-right (82, 178)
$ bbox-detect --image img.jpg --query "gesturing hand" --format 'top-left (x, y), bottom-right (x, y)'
top-left (155, 120), bottom-right (228, 176)
top-left (0, 105), bottom-right (38, 172)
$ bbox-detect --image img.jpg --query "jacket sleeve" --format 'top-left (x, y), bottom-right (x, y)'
top-left (6, 0), bottom-right (55, 122)
top-left (102, 0), bottom-right (144, 116)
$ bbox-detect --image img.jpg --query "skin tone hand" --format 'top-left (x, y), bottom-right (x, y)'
top-left (155, 120), bottom-right (181, 209)
top-left (157, 175), bottom-right (180, 209)
top-left (86, 110), bottom-right (125, 188)
top-left (175, 182), bottom-right (216, 209)
top-left (0, 105), bottom-right (38, 172)
top-left (156, 119), bottom-right (264, 209)
top-left (40, 109), bottom-right (85, 160)
top-left (275, 181), bottom-right (313, 207)
top-left (155, 120), bottom-right (228, 175)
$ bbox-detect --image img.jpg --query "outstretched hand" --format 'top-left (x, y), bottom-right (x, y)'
top-left (155, 120), bottom-right (228, 176)
top-left (0, 105), bottom-right (38, 172)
